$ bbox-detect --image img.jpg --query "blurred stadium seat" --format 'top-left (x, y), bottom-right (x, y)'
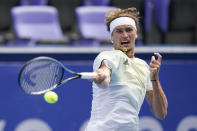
top-left (20, 0), bottom-right (48, 5)
top-left (153, 0), bottom-right (170, 33)
top-left (75, 6), bottom-right (116, 45)
top-left (144, 0), bottom-right (170, 44)
top-left (11, 6), bottom-right (69, 45)
top-left (83, 0), bottom-right (110, 6)
top-left (144, 0), bottom-right (152, 33)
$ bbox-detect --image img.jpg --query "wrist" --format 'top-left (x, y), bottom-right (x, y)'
top-left (151, 79), bottom-right (159, 82)
top-left (151, 77), bottom-right (159, 82)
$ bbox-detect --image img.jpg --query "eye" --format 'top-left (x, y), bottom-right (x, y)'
top-left (115, 29), bottom-right (122, 34)
top-left (125, 28), bottom-right (133, 32)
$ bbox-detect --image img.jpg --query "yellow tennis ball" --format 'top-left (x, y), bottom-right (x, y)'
top-left (44, 91), bottom-right (58, 104)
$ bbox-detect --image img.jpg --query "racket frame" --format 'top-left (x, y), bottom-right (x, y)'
top-left (18, 56), bottom-right (83, 95)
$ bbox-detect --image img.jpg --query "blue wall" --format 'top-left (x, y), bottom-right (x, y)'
top-left (0, 58), bottom-right (197, 131)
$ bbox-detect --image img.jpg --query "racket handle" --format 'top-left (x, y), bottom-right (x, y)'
top-left (79, 72), bottom-right (97, 79)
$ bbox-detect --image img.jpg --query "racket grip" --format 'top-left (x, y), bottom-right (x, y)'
top-left (79, 72), bottom-right (97, 79)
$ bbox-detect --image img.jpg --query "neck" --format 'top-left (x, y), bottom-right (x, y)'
top-left (122, 47), bottom-right (135, 58)
top-left (125, 51), bottom-right (134, 58)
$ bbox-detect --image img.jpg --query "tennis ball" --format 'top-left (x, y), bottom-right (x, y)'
top-left (44, 91), bottom-right (58, 104)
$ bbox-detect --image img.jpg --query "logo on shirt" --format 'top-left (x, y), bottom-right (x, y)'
top-left (123, 59), bottom-right (129, 65)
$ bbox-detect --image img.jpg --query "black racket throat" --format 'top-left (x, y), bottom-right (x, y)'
top-left (58, 76), bottom-right (81, 85)
top-left (59, 74), bottom-right (81, 85)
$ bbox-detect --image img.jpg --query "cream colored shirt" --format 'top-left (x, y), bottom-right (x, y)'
top-left (86, 50), bottom-right (152, 131)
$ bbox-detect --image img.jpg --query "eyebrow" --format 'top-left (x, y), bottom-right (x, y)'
top-left (115, 26), bottom-right (134, 30)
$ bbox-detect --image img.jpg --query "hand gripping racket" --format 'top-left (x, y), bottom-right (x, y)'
top-left (18, 56), bottom-right (97, 95)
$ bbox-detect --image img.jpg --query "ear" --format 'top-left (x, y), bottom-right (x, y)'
top-left (135, 34), bottom-right (138, 39)
top-left (111, 36), bottom-right (113, 43)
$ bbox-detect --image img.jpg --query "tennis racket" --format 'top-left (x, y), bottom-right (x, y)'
top-left (18, 56), bottom-right (97, 95)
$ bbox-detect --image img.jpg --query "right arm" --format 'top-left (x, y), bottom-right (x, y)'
top-left (91, 60), bottom-right (111, 88)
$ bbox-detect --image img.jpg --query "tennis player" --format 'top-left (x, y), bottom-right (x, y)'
top-left (85, 7), bottom-right (168, 131)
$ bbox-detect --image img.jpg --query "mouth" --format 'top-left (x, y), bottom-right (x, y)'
top-left (121, 41), bottom-right (130, 46)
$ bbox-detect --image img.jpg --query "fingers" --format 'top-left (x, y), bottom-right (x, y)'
top-left (90, 69), bottom-right (106, 83)
top-left (149, 53), bottom-right (162, 80)
top-left (149, 63), bottom-right (160, 70)
top-left (151, 56), bottom-right (155, 63)
top-left (150, 53), bottom-right (162, 69)
top-left (154, 53), bottom-right (162, 63)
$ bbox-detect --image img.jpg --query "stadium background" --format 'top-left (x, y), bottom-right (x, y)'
top-left (0, 0), bottom-right (197, 131)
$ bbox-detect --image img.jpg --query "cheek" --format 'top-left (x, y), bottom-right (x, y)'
top-left (113, 38), bottom-right (119, 43)
top-left (113, 42), bottom-right (121, 50)
top-left (130, 33), bottom-right (136, 38)
top-left (111, 36), bottom-right (120, 43)
top-left (132, 31), bottom-right (138, 38)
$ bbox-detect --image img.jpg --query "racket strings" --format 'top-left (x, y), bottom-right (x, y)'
top-left (20, 60), bottom-right (63, 94)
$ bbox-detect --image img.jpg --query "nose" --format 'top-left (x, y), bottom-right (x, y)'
top-left (122, 31), bottom-right (129, 38)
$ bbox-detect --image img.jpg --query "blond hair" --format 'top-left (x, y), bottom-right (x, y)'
top-left (105, 7), bottom-right (140, 32)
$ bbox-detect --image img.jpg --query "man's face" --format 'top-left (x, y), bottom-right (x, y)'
top-left (111, 25), bottom-right (137, 53)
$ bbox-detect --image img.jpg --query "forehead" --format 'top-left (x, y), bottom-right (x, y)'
top-left (114, 25), bottom-right (135, 30)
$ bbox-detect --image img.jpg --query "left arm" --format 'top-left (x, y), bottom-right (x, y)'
top-left (146, 53), bottom-right (168, 119)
